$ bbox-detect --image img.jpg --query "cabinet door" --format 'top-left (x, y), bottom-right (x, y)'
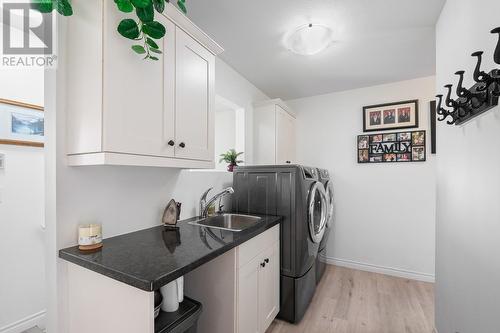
top-left (174, 27), bottom-right (215, 161)
top-left (258, 242), bottom-right (280, 332)
top-left (102, 5), bottom-right (175, 157)
top-left (238, 255), bottom-right (260, 333)
top-left (275, 106), bottom-right (296, 164)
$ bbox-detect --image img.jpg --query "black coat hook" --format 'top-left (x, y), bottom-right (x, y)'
top-left (455, 71), bottom-right (465, 96)
top-left (435, 94), bottom-right (443, 114)
top-left (444, 84), bottom-right (455, 108)
top-left (437, 27), bottom-right (500, 126)
top-left (491, 27), bottom-right (500, 65)
top-left (454, 70), bottom-right (471, 102)
top-left (471, 51), bottom-right (489, 87)
top-left (435, 95), bottom-right (448, 121)
top-left (435, 93), bottom-right (456, 124)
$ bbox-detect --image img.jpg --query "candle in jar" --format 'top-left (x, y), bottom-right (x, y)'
top-left (78, 223), bottom-right (103, 250)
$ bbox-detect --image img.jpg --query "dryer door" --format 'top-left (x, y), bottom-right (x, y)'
top-left (325, 180), bottom-right (334, 228)
top-left (307, 182), bottom-right (327, 243)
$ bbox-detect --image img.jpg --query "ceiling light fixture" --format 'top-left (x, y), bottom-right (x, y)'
top-left (285, 23), bottom-right (334, 56)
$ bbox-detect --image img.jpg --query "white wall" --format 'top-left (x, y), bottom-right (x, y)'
top-left (215, 108), bottom-right (236, 170)
top-left (435, 1), bottom-right (500, 332)
top-left (0, 65), bottom-right (46, 332)
top-left (287, 76), bottom-right (436, 281)
top-left (45, 19), bottom-right (269, 330)
top-left (215, 58), bottom-right (269, 164)
top-left (214, 95), bottom-right (247, 170)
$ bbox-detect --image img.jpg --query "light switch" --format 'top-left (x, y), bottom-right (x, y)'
top-left (0, 153), bottom-right (4, 169)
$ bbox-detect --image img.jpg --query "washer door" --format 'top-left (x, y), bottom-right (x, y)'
top-left (308, 182), bottom-right (327, 243)
top-left (325, 180), bottom-right (334, 228)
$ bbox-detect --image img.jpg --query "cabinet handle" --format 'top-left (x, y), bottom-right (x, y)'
top-left (168, 140), bottom-right (175, 146)
top-left (179, 142), bottom-right (186, 148)
top-left (264, 258), bottom-right (269, 263)
top-left (260, 262), bottom-right (266, 268)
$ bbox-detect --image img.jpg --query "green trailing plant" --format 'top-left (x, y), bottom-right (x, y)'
top-left (31, 0), bottom-right (187, 61)
top-left (219, 149), bottom-right (244, 165)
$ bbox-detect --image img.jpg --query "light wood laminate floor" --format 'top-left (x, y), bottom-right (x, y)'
top-left (267, 265), bottom-right (435, 333)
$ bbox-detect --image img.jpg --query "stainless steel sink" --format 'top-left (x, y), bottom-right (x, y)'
top-left (188, 214), bottom-right (262, 232)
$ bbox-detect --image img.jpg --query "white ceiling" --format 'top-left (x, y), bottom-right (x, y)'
top-left (186, 0), bottom-right (445, 100)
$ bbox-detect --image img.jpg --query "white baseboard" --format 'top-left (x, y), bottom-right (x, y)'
top-left (0, 310), bottom-right (46, 333)
top-left (321, 255), bottom-right (435, 283)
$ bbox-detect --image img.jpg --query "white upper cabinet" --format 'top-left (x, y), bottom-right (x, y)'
top-left (253, 99), bottom-right (296, 165)
top-left (174, 28), bottom-right (215, 161)
top-left (66, 0), bottom-right (222, 168)
top-left (102, 11), bottom-right (174, 158)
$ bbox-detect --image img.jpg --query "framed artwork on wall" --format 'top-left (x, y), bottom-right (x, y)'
top-left (357, 130), bottom-right (426, 164)
top-left (362, 99), bottom-right (419, 132)
top-left (0, 98), bottom-right (44, 148)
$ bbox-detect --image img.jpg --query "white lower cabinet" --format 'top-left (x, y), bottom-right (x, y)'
top-left (65, 225), bottom-right (280, 333)
top-left (237, 225), bottom-right (280, 333)
top-left (258, 242), bottom-right (280, 330)
top-left (238, 255), bottom-right (261, 333)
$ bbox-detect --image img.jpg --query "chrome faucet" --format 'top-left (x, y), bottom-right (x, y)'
top-left (199, 187), bottom-right (234, 218)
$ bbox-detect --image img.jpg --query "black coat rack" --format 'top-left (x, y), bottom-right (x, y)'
top-left (436, 27), bottom-right (500, 125)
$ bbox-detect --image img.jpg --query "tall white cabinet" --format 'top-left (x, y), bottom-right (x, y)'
top-left (66, 1), bottom-right (221, 168)
top-left (253, 99), bottom-right (296, 165)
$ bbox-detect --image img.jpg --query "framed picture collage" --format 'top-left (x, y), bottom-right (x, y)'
top-left (358, 130), bottom-right (426, 163)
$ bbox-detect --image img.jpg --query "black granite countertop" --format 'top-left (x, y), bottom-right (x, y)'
top-left (59, 214), bottom-right (281, 292)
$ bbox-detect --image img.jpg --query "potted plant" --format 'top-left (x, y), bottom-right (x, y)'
top-left (219, 149), bottom-right (243, 172)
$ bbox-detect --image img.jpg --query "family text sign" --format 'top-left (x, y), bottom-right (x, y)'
top-left (357, 130), bottom-right (426, 163)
